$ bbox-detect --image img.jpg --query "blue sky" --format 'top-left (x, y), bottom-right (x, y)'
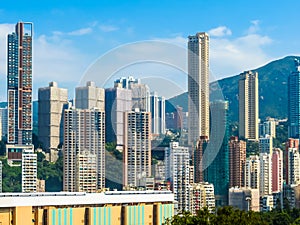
top-left (0, 0), bottom-right (299, 100)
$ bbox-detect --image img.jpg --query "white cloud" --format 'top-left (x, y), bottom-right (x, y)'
top-left (208, 26), bottom-right (232, 37)
top-left (68, 27), bottom-right (93, 36)
top-left (247, 20), bottom-right (260, 34)
top-left (99, 24), bottom-right (119, 32)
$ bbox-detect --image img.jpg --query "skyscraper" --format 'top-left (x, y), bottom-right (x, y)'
top-left (288, 59), bottom-right (300, 138)
top-left (165, 142), bottom-right (190, 212)
top-left (114, 76), bottom-right (150, 112)
top-left (285, 138), bottom-right (299, 184)
top-left (188, 32), bottom-right (209, 145)
top-left (7, 22), bottom-right (33, 145)
top-left (194, 136), bottom-right (209, 183)
top-left (63, 107), bottom-right (105, 192)
top-left (204, 100), bottom-right (229, 206)
top-left (75, 81), bottom-right (105, 110)
top-left (229, 136), bottom-right (246, 188)
top-left (105, 87), bottom-right (132, 149)
top-left (150, 92), bottom-right (166, 135)
top-left (239, 71), bottom-right (259, 140)
top-left (245, 155), bottom-right (260, 189)
top-left (123, 110), bottom-right (151, 187)
top-left (38, 82), bottom-right (68, 157)
top-left (259, 135), bottom-right (273, 155)
top-left (22, 147), bottom-right (37, 193)
top-left (272, 148), bottom-right (283, 193)
top-left (0, 108), bottom-right (8, 141)
top-left (259, 153), bottom-right (272, 196)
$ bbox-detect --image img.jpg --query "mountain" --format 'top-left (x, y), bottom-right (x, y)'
top-left (167, 56), bottom-right (299, 122)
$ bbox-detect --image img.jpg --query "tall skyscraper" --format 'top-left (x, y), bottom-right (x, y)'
top-left (38, 82), bottom-right (68, 156)
top-left (188, 32), bottom-right (209, 145)
top-left (63, 107), bottom-right (105, 192)
top-left (287, 147), bottom-right (300, 185)
top-left (245, 155), bottom-right (260, 190)
top-left (123, 110), bottom-right (151, 187)
top-left (272, 148), bottom-right (283, 193)
top-left (229, 136), bottom-right (246, 188)
top-left (165, 142), bottom-right (190, 212)
top-left (75, 81), bottom-right (105, 111)
top-left (7, 22), bottom-right (33, 145)
top-left (105, 87), bottom-right (132, 149)
top-left (204, 100), bottom-right (229, 206)
top-left (288, 59), bottom-right (300, 138)
top-left (150, 92), bottom-right (166, 135)
top-left (239, 71), bottom-right (259, 141)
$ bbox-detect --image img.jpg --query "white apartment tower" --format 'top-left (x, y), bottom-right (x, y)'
top-left (259, 153), bottom-right (272, 197)
top-left (245, 155), bottom-right (260, 189)
top-left (22, 147), bottom-right (37, 193)
top-left (63, 107), bottom-right (105, 192)
top-left (123, 110), bottom-right (151, 187)
top-left (287, 147), bottom-right (300, 185)
top-left (188, 32), bottom-right (209, 145)
top-left (38, 82), bottom-right (68, 155)
top-left (190, 182), bottom-right (215, 215)
top-left (165, 142), bottom-right (190, 212)
top-left (239, 71), bottom-right (259, 140)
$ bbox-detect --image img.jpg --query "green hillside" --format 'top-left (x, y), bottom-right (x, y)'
top-left (167, 56), bottom-right (299, 122)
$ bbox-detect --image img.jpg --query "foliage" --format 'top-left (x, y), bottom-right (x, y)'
top-left (105, 142), bottom-right (122, 160)
top-left (37, 153), bottom-right (63, 191)
top-left (1, 159), bottom-right (22, 192)
top-left (164, 206), bottom-right (300, 225)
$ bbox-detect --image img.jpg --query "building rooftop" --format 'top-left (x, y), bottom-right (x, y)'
top-left (0, 191), bottom-right (174, 207)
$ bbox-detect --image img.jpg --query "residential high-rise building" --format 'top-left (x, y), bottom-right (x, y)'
top-left (7, 22), bottom-right (33, 145)
top-left (245, 155), bottom-right (260, 189)
top-left (38, 82), bottom-right (68, 157)
top-left (188, 32), bottom-right (209, 145)
top-left (105, 87), bottom-right (132, 148)
top-left (259, 135), bottom-right (273, 155)
top-left (194, 136), bottom-right (209, 183)
top-left (229, 136), bottom-right (246, 188)
top-left (22, 147), bottom-right (37, 193)
top-left (287, 147), bottom-right (300, 185)
top-left (114, 76), bottom-right (150, 112)
top-left (123, 110), bottom-right (151, 187)
top-left (150, 92), bottom-right (166, 135)
top-left (285, 138), bottom-right (299, 184)
top-left (288, 59), bottom-right (300, 138)
top-left (190, 182), bottom-right (215, 215)
top-left (0, 108), bottom-right (8, 140)
top-left (75, 151), bottom-right (97, 193)
top-left (259, 153), bottom-right (272, 196)
top-left (259, 118), bottom-right (277, 138)
top-left (239, 71), bottom-right (259, 140)
top-left (272, 148), bottom-right (283, 193)
top-left (165, 142), bottom-right (190, 212)
top-left (204, 100), bottom-right (229, 206)
top-left (63, 107), bottom-right (105, 192)
top-left (75, 81), bottom-right (105, 111)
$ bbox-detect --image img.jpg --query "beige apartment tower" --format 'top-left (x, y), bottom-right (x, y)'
top-left (38, 82), bottom-right (68, 158)
top-left (239, 71), bottom-right (259, 140)
top-left (188, 32), bottom-right (210, 145)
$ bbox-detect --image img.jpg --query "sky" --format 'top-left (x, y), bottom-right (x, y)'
top-left (0, 0), bottom-right (300, 100)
